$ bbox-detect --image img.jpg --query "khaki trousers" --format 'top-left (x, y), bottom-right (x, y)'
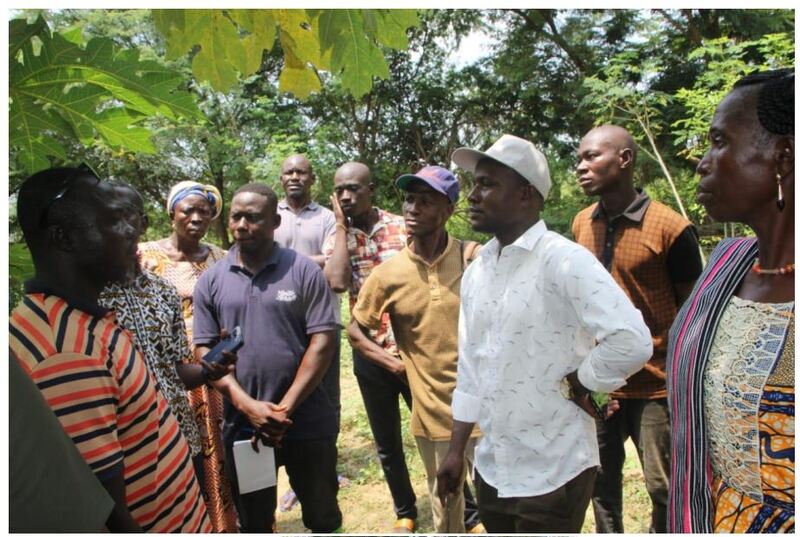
top-left (414, 436), bottom-right (477, 533)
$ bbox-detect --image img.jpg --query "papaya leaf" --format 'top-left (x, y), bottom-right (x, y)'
top-left (9, 16), bottom-right (47, 60)
top-left (60, 25), bottom-right (85, 45)
top-left (278, 38), bottom-right (320, 98)
top-left (190, 11), bottom-right (241, 91)
top-left (277, 9), bottom-right (321, 66)
top-left (10, 16), bottom-right (203, 174)
top-left (94, 108), bottom-right (156, 152)
top-left (371, 10), bottom-right (417, 49)
top-left (230, 10), bottom-right (277, 74)
top-left (152, 9), bottom-right (417, 100)
top-left (279, 66), bottom-right (322, 99)
top-left (228, 9), bottom-right (277, 51)
top-left (154, 10), bottom-right (211, 61)
top-left (324, 10), bottom-right (390, 98)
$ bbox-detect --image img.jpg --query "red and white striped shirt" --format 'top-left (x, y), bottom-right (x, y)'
top-left (10, 289), bottom-right (211, 533)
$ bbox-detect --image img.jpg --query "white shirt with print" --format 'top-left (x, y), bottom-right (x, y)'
top-left (452, 220), bottom-right (652, 498)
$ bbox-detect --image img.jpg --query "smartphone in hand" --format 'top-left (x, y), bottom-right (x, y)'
top-left (204, 326), bottom-right (244, 364)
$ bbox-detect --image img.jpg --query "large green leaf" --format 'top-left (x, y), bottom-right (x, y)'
top-left (9, 243), bottom-right (35, 285)
top-left (190, 11), bottom-right (241, 91)
top-left (277, 10), bottom-right (321, 66)
top-left (278, 44), bottom-right (320, 98)
top-left (9, 16), bottom-right (203, 174)
top-left (370, 10), bottom-right (417, 49)
top-left (94, 108), bottom-right (156, 152)
top-left (229, 10), bottom-right (277, 53)
top-left (9, 16), bottom-right (47, 59)
top-left (316, 10), bottom-right (390, 98)
top-left (153, 9), bottom-right (418, 99)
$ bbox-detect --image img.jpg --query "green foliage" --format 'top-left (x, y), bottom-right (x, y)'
top-left (8, 243), bottom-right (34, 311)
top-left (8, 9), bottom-right (794, 274)
top-left (9, 15), bottom-right (203, 174)
top-left (153, 9), bottom-right (419, 98)
top-left (580, 52), bottom-right (674, 162)
top-left (541, 155), bottom-right (590, 238)
top-left (671, 33), bottom-right (794, 161)
top-left (154, 10), bottom-right (276, 93)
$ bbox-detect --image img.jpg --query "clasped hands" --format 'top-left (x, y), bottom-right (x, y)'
top-left (246, 400), bottom-right (292, 451)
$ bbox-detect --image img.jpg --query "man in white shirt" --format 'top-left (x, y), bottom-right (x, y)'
top-left (436, 134), bottom-right (652, 533)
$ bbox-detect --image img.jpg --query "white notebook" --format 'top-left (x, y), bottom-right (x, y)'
top-left (232, 439), bottom-right (277, 494)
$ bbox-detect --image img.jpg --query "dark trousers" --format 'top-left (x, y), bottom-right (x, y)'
top-left (592, 398), bottom-right (670, 533)
top-left (475, 466), bottom-right (596, 533)
top-left (224, 436), bottom-right (342, 533)
top-left (354, 351), bottom-right (417, 520)
top-left (354, 351), bottom-right (480, 525)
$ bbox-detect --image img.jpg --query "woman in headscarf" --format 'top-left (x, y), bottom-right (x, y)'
top-left (139, 180), bottom-right (237, 532)
top-left (667, 69), bottom-right (794, 533)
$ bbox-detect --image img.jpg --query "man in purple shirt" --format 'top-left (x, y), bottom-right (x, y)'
top-left (274, 153), bottom-right (341, 419)
top-left (274, 154), bottom-right (336, 268)
top-left (193, 183), bottom-right (342, 533)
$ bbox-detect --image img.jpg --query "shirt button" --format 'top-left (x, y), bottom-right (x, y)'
top-left (606, 242), bottom-right (611, 247)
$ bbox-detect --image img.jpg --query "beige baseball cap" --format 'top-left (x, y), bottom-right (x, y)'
top-left (451, 134), bottom-right (551, 200)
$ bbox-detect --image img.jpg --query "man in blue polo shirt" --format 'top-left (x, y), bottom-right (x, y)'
top-left (193, 182), bottom-right (341, 533)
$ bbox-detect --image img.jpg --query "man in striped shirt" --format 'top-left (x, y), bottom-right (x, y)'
top-left (10, 166), bottom-right (212, 532)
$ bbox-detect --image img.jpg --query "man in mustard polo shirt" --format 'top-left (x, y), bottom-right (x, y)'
top-left (349, 166), bottom-right (481, 533)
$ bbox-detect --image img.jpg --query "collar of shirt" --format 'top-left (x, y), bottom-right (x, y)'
top-left (405, 234), bottom-right (456, 267)
top-left (226, 242), bottom-right (282, 278)
top-left (591, 188), bottom-right (651, 223)
top-left (478, 219), bottom-right (547, 261)
top-left (105, 269), bottom-right (163, 295)
top-left (350, 207), bottom-right (401, 239)
top-left (24, 278), bottom-right (109, 318)
top-left (278, 199), bottom-right (320, 213)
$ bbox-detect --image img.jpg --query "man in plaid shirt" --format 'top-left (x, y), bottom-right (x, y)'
top-left (323, 162), bottom-right (415, 532)
top-left (573, 125), bottom-right (703, 533)
top-left (324, 162), bottom-right (482, 534)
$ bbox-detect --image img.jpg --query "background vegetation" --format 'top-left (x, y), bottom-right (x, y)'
top-left (8, 9), bottom-right (794, 308)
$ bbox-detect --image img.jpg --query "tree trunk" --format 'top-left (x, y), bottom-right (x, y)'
top-left (212, 168), bottom-right (230, 249)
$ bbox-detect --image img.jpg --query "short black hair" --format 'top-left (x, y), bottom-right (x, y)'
top-left (17, 167), bottom-right (95, 246)
top-left (733, 68), bottom-right (794, 136)
top-left (107, 180), bottom-right (144, 210)
top-left (233, 182), bottom-right (278, 212)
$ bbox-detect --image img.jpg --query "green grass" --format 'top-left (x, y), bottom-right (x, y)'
top-left (275, 298), bottom-right (652, 533)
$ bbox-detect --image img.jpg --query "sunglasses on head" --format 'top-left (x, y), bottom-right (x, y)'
top-left (39, 162), bottom-right (101, 228)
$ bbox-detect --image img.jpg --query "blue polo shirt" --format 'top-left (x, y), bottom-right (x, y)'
top-left (193, 243), bottom-right (339, 443)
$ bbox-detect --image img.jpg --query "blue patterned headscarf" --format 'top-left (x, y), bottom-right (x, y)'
top-left (166, 181), bottom-right (222, 220)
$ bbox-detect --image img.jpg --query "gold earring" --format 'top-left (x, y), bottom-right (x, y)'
top-left (776, 172), bottom-right (785, 211)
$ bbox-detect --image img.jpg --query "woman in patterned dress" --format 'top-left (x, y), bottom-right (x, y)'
top-left (139, 181), bottom-right (238, 532)
top-left (667, 69), bottom-right (794, 533)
